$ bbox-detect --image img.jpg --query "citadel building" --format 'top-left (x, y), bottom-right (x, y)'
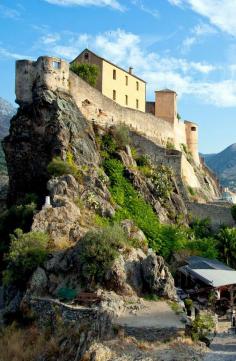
top-left (15, 52), bottom-right (200, 166)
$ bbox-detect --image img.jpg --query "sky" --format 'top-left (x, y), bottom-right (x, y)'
top-left (0, 0), bottom-right (236, 153)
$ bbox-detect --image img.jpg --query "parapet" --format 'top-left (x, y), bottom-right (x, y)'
top-left (16, 56), bottom-right (70, 104)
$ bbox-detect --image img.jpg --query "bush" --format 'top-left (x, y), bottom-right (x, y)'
top-left (78, 224), bottom-right (128, 283)
top-left (70, 63), bottom-right (99, 86)
top-left (190, 218), bottom-right (212, 238)
top-left (136, 154), bottom-right (151, 167)
top-left (191, 314), bottom-right (215, 343)
top-left (112, 124), bottom-right (130, 148)
top-left (47, 152), bottom-right (81, 180)
top-left (231, 205), bottom-right (236, 222)
top-left (3, 229), bottom-right (49, 286)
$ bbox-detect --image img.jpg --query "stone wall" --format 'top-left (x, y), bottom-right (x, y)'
top-left (26, 296), bottom-right (112, 338)
top-left (69, 71), bottom-right (175, 147)
top-left (187, 202), bottom-right (235, 229)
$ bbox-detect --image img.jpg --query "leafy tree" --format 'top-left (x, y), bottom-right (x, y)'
top-left (3, 229), bottom-right (49, 286)
top-left (70, 63), bottom-right (99, 86)
top-left (217, 227), bottom-right (236, 267)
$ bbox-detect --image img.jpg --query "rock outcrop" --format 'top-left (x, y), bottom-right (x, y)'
top-left (3, 90), bottom-right (99, 204)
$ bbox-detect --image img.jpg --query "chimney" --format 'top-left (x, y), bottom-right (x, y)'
top-left (129, 67), bottom-right (133, 75)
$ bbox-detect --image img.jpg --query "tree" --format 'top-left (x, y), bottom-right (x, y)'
top-left (70, 63), bottom-right (99, 86)
top-left (217, 227), bottom-right (236, 267)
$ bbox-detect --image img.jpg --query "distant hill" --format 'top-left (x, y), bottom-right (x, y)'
top-left (202, 144), bottom-right (236, 189)
top-left (0, 97), bottom-right (16, 174)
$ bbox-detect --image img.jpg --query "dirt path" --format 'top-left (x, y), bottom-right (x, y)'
top-left (203, 335), bottom-right (236, 361)
top-left (116, 300), bottom-right (184, 329)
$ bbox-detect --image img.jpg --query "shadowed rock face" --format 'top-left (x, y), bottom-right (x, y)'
top-left (2, 90), bottom-right (99, 205)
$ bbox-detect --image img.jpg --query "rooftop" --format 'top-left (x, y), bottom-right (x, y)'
top-left (180, 256), bottom-right (236, 288)
top-left (72, 48), bottom-right (146, 84)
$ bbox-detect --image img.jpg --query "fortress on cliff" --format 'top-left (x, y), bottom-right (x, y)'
top-left (15, 53), bottom-right (200, 166)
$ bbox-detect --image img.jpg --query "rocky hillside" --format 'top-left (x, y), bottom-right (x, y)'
top-left (0, 97), bottom-right (15, 139)
top-left (0, 88), bottom-right (229, 360)
top-left (0, 97), bottom-right (15, 175)
top-left (203, 144), bottom-right (236, 189)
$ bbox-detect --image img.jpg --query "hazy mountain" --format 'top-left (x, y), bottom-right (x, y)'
top-left (202, 144), bottom-right (236, 188)
top-left (0, 97), bottom-right (15, 139)
top-left (0, 97), bottom-right (16, 174)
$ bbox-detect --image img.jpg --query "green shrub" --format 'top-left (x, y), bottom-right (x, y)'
top-left (70, 63), bottom-right (99, 86)
top-left (136, 154), bottom-right (151, 167)
top-left (47, 152), bottom-right (81, 180)
top-left (190, 218), bottom-right (212, 238)
top-left (78, 224), bottom-right (128, 283)
top-left (191, 314), bottom-right (215, 342)
top-left (166, 140), bottom-right (175, 150)
top-left (113, 124), bottom-right (130, 148)
top-left (231, 205), bottom-right (236, 222)
top-left (3, 229), bottom-right (49, 286)
top-left (103, 158), bottom-right (163, 252)
top-left (150, 165), bottom-right (173, 202)
top-left (188, 186), bottom-right (196, 196)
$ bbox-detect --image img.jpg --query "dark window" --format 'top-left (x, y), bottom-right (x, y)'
top-left (191, 126), bottom-right (197, 131)
top-left (84, 52), bottom-right (89, 60)
top-left (113, 69), bottom-right (116, 80)
top-left (136, 99), bottom-right (139, 109)
top-left (52, 61), bottom-right (61, 69)
top-left (136, 81), bottom-right (139, 91)
top-left (125, 75), bottom-right (128, 85)
top-left (113, 90), bottom-right (116, 101)
top-left (125, 95), bottom-right (128, 105)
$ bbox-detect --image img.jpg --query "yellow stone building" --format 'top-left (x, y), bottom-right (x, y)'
top-left (71, 49), bottom-right (146, 112)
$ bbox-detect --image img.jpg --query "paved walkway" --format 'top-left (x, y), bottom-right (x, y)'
top-left (204, 335), bottom-right (236, 361)
top-left (116, 300), bottom-right (184, 329)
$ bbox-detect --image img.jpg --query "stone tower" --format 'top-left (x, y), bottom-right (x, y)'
top-left (185, 121), bottom-right (200, 165)
top-left (155, 89), bottom-right (177, 126)
top-left (16, 56), bottom-right (70, 105)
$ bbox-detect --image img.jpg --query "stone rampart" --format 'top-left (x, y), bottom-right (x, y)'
top-left (187, 202), bottom-right (235, 229)
top-left (69, 72), bottom-right (175, 147)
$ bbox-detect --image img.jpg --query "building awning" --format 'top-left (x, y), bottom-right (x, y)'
top-left (181, 266), bottom-right (236, 288)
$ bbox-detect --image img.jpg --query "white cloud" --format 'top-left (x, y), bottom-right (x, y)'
top-left (182, 23), bottom-right (217, 53)
top-left (40, 33), bottom-right (61, 44)
top-left (0, 47), bottom-right (32, 60)
top-left (168, 0), bottom-right (236, 37)
top-left (44, 0), bottom-right (125, 11)
top-left (38, 28), bottom-right (236, 107)
top-left (131, 0), bottom-right (159, 18)
top-left (0, 4), bottom-right (21, 19)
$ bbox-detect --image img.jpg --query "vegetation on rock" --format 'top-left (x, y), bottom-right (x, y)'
top-left (3, 228), bottom-right (49, 285)
top-left (70, 62), bottom-right (99, 86)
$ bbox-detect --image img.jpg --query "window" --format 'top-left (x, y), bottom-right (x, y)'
top-left (113, 69), bottom-right (116, 80)
top-left (125, 95), bottom-right (128, 105)
top-left (191, 126), bottom-right (197, 131)
top-left (136, 81), bottom-right (139, 91)
top-left (125, 75), bottom-right (128, 85)
top-left (52, 61), bottom-right (61, 69)
top-left (136, 99), bottom-right (139, 109)
top-left (84, 52), bottom-right (89, 60)
top-left (113, 90), bottom-right (116, 101)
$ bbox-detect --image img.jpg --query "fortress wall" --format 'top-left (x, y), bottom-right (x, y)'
top-left (16, 60), bottom-right (35, 104)
top-left (181, 155), bottom-right (201, 189)
top-left (69, 72), bottom-right (175, 147)
top-left (174, 121), bottom-right (187, 148)
top-left (187, 202), bottom-right (235, 229)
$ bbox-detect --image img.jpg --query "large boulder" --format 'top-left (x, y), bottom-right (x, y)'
top-left (141, 253), bottom-right (176, 300)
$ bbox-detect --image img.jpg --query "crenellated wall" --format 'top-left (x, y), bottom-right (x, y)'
top-left (15, 56), bottom-right (200, 166)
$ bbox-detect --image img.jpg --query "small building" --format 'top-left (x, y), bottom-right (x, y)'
top-left (221, 187), bottom-right (236, 204)
top-left (177, 256), bottom-right (236, 316)
top-left (71, 49), bottom-right (146, 112)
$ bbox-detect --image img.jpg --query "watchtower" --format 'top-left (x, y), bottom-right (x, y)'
top-left (155, 89), bottom-right (177, 126)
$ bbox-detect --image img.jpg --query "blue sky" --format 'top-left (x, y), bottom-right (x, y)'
top-left (1, 0), bottom-right (236, 153)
